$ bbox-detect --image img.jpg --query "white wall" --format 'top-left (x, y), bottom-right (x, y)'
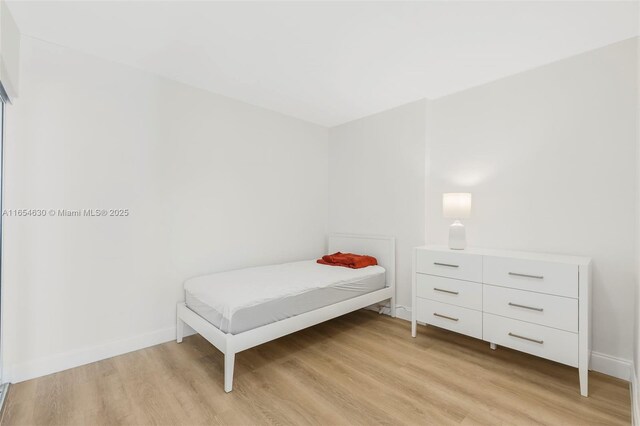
top-left (634, 32), bottom-right (640, 421)
top-left (328, 100), bottom-right (427, 314)
top-left (4, 31), bottom-right (637, 384)
top-left (2, 36), bottom-right (328, 382)
top-left (0, 0), bottom-right (19, 98)
top-left (427, 38), bottom-right (638, 365)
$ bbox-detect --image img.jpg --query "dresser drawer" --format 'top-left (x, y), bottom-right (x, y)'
top-left (416, 274), bottom-right (482, 311)
top-left (416, 299), bottom-right (482, 339)
top-left (483, 313), bottom-right (578, 367)
top-left (483, 256), bottom-right (578, 298)
top-left (483, 285), bottom-right (578, 332)
top-left (416, 249), bottom-right (482, 282)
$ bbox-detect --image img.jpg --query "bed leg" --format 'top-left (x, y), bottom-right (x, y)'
top-left (390, 296), bottom-right (396, 318)
top-left (176, 316), bottom-right (185, 344)
top-left (224, 352), bottom-right (235, 393)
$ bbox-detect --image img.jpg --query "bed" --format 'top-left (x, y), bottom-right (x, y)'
top-left (176, 234), bottom-right (396, 392)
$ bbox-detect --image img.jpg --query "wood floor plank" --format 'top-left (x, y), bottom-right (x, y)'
top-left (1, 310), bottom-right (631, 426)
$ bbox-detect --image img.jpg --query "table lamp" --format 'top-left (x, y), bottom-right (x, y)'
top-left (443, 193), bottom-right (472, 250)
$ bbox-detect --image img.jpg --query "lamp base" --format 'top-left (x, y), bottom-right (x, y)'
top-left (448, 220), bottom-right (466, 250)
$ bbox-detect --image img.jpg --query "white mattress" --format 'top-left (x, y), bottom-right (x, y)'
top-left (184, 260), bottom-right (386, 334)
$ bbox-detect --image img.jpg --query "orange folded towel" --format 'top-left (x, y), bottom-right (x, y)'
top-left (317, 252), bottom-right (378, 269)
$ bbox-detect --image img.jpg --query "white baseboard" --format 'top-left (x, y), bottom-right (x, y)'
top-left (5, 304), bottom-right (633, 389)
top-left (5, 301), bottom-right (405, 383)
top-left (4, 325), bottom-right (195, 384)
top-left (393, 305), bottom-right (633, 381)
top-left (6, 302), bottom-right (405, 383)
top-left (5, 303), bottom-right (406, 383)
top-left (591, 351), bottom-right (632, 381)
top-left (631, 363), bottom-right (639, 425)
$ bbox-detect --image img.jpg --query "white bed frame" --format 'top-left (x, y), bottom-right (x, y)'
top-left (176, 233), bottom-right (396, 392)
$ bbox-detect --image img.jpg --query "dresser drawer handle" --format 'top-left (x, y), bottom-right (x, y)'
top-left (434, 262), bottom-right (459, 268)
top-left (434, 288), bottom-right (459, 295)
top-left (433, 313), bottom-right (459, 321)
top-left (508, 332), bottom-right (543, 344)
top-left (508, 302), bottom-right (543, 312)
top-left (508, 272), bottom-right (544, 279)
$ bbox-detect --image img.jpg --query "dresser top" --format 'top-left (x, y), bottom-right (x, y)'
top-left (416, 245), bottom-right (591, 266)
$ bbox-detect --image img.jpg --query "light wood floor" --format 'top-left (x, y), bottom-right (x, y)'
top-left (1, 310), bottom-right (631, 426)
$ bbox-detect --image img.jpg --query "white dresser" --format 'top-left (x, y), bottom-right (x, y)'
top-left (411, 246), bottom-right (591, 396)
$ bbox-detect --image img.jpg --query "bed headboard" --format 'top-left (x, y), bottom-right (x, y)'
top-left (327, 233), bottom-right (396, 290)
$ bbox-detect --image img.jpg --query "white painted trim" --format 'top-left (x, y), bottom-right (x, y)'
top-left (6, 302), bottom-right (632, 389)
top-left (631, 363), bottom-right (639, 425)
top-left (397, 304), bottom-right (632, 382)
top-left (590, 351), bottom-right (632, 381)
top-left (4, 325), bottom-right (194, 384)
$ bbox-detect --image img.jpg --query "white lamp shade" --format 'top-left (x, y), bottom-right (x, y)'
top-left (443, 193), bottom-right (472, 219)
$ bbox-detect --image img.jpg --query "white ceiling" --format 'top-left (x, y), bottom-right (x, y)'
top-left (6, 1), bottom-right (639, 127)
